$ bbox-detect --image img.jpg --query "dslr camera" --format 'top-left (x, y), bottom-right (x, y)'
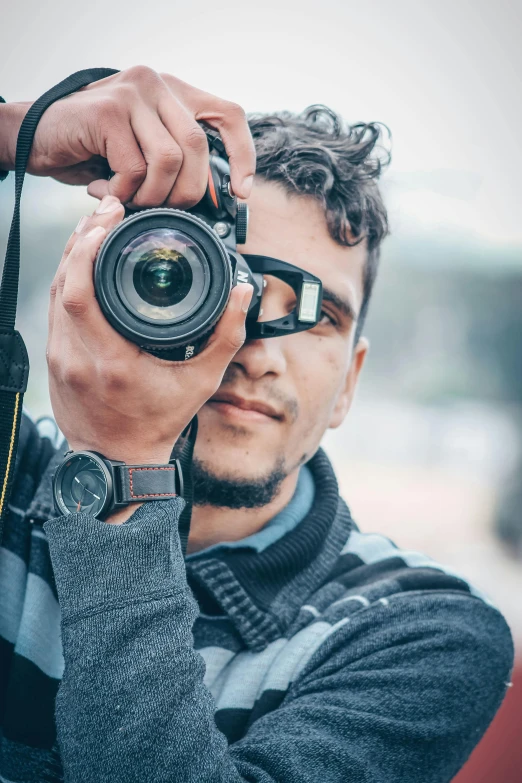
top-left (94, 129), bottom-right (323, 361)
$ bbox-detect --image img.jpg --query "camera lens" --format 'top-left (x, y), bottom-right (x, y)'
top-left (94, 209), bottom-right (233, 360)
top-left (116, 228), bottom-right (209, 324)
top-left (134, 251), bottom-right (193, 307)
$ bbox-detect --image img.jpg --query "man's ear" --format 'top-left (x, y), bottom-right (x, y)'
top-left (328, 337), bottom-right (369, 430)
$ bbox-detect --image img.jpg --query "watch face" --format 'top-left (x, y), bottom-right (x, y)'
top-left (54, 453), bottom-right (109, 517)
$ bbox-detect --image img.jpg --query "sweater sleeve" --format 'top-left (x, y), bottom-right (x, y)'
top-left (44, 502), bottom-right (514, 783)
top-left (231, 592), bottom-right (513, 782)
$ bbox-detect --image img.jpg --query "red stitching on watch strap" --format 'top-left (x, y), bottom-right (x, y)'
top-left (128, 466), bottom-right (177, 499)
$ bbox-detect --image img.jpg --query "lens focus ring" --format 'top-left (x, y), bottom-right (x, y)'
top-left (94, 208), bottom-right (232, 354)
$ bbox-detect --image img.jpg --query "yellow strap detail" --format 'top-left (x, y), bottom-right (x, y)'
top-left (0, 392), bottom-right (20, 517)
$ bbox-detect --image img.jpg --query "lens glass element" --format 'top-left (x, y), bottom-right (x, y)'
top-left (58, 455), bottom-right (107, 517)
top-left (115, 228), bottom-right (210, 324)
top-left (133, 251), bottom-right (193, 308)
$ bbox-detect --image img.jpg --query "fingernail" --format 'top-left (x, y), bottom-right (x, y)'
top-left (85, 225), bottom-right (106, 238)
top-left (75, 215), bottom-right (89, 233)
top-left (241, 284), bottom-right (254, 314)
top-left (242, 175), bottom-right (254, 196)
top-left (96, 195), bottom-right (120, 214)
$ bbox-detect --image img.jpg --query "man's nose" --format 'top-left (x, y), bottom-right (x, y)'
top-left (231, 335), bottom-right (287, 380)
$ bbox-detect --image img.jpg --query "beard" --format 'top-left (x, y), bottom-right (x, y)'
top-left (187, 363), bottom-right (301, 510)
top-left (192, 456), bottom-right (288, 509)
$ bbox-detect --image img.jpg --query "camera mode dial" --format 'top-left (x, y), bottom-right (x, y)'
top-left (236, 202), bottom-right (249, 245)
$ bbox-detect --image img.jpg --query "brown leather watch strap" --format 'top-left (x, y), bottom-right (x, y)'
top-left (115, 463), bottom-right (180, 504)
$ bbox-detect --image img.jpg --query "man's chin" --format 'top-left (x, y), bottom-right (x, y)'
top-left (192, 456), bottom-right (288, 510)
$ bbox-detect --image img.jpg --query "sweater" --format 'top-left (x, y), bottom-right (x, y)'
top-left (0, 412), bottom-right (514, 782)
top-left (185, 463), bottom-right (315, 560)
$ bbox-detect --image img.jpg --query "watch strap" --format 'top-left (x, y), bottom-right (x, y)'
top-left (115, 463), bottom-right (179, 504)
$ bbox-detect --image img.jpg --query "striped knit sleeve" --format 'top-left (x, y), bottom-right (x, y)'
top-left (44, 499), bottom-right (514, 783)
top-left (230, 592), bottom-right (514, 782)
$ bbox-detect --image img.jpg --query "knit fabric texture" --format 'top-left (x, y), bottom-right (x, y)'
top-left (0, 413), bottom-right (514, 782)
top-left (185, 462), bottom-right (315, 560)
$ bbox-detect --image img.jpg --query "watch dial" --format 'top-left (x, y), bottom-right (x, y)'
top-left (57, 455), bottom-right (108, 517)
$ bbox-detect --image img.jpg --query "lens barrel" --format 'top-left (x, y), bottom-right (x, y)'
top-left (94, 209), bottom-right (233, 361)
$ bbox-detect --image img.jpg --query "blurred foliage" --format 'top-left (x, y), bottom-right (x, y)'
top-left (365, 258), bottom-right (522, 405)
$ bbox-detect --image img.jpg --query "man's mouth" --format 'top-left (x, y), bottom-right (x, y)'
top-left (206, 391), bottom-right (284, 423)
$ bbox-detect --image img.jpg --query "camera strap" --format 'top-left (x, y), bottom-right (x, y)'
top-left (0, 68), bottom-right (119, 541)
top-left (176, 416), bottom-right (198, 555)
top-left (0, 67), bottom-right (198, 554)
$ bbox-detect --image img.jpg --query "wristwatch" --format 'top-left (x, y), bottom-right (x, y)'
top-left (52, 450), bottom-right (183, 520)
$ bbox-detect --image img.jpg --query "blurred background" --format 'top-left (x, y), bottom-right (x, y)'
top-left (1, 0), bottom-right (521, 779)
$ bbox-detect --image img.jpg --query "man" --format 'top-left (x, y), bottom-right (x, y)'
top-left (0, 68), bottom-right (514, 782)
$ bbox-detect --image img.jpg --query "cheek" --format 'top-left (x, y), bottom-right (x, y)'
top-left (291, 336), bottom-right (349, 424)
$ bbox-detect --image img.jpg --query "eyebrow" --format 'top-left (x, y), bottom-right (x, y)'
top-left (321, 286), bottom-right (358, 323)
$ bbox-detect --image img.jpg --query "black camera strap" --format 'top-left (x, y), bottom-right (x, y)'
top-left (0, 69), bottom-right (119, 541)
top-left (0, 68), bottom-right (198, 557)
top-left (176, 415), bottom-right (198, 555)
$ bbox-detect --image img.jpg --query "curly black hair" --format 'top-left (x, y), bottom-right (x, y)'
top-left (248, 106), bottom-right (391, 341)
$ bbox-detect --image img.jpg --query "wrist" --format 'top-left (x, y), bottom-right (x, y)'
top-left (52, 449), bottom-right (181, 524)
top-left (106, 503), bottom-right (144, 525)
top-left (0, 101), bottom-right (30, 171)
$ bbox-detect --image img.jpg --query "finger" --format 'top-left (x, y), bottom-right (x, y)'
top-left (59, 224), bottom-right (105, 313)
top-left (59, 207), bottom-right (128, 351)
top-left (161, 76), bottom-right (256, 200)
top-left (158, 101), bottom-right (209, 208)
top-left (53, 198), bottom-right (124, 304)
top-left (49, 213), bottom-right (91, 341)
top-left (196, 102), bottom-right (255, 200)
top-left (194, 284), bottom-right (253, 374)
top-left (126, 110), bottom-right (183, 208)
top-left (58, 225), bottom-right (114, 347)
top-left (87, 179), bottom-right (111, 200)
top-left (87, 123), bottom-right (147, 204)
top-left (48, 205), bottom-right (124, 375)
top-left (60, 215), bottom-right (89, 265)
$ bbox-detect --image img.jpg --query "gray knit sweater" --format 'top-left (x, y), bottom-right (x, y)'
top-left (0, 413), bottom-right (514, 782)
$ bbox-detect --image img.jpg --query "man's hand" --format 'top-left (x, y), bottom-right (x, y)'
top-left (0, 66), bottom-right (255, 206)
top-left (47, 195), bottom-right (253, 470)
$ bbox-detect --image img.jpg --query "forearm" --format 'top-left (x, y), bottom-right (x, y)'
top-left (44, 500), bottom-right (242, 783)
top-left (0, 100), bottom-right (29, 170)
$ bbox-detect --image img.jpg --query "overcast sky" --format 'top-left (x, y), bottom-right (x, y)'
top-left (1, 0), bottom-right (521, 245)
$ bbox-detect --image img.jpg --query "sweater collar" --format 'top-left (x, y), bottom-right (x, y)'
top-left (186, 448), bottom-right (352, 651)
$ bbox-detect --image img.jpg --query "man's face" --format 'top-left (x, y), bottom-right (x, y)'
top-left (194, 179), bottom-right (368, 495)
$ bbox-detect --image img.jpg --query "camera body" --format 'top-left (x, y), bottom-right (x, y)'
top-left (94, 135), bottom-right (323, 361)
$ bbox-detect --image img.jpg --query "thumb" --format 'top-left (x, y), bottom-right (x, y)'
top-left (87, 179), bottom-right (111, 200)
top-left (203, 283), bottom-right (254, 366)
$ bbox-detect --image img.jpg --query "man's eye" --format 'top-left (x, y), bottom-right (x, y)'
top-left (318, 310), bottom-right (337, 327)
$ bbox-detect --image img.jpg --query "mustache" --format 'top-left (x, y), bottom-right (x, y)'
top-left (218, 365), bottom-right (299, 424)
